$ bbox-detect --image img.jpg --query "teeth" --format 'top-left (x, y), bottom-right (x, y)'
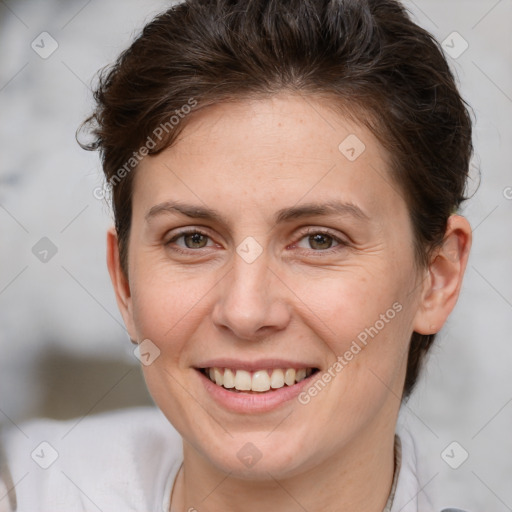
top-left (284, 368), bottom-right (296, 386)
top-left (296, 368), bottom-right (306, 382)
top-left (252, 370), bottom-right (271, 392)
top-left (204, 367), bottom-right (315, 392)
top-left (214, 367), bottom-right (224, 386)
top-left (223, 368), bottom-right (235, 388)
top-left (234, 370), bottom-right (252, 391)
top-left (270, 368), bottom-right (284, 389)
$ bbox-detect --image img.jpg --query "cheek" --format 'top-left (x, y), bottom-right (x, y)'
top-left (293, 269), bottom-right (403, 342)
top-left (291, 262), bottom-right (415, 394)
top-left (129, 264), bottom-right (215, 350)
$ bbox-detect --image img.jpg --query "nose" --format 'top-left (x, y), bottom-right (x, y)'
top-left (211, 251), bottom-right (291, 341)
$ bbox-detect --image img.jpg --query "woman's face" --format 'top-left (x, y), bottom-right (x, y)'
top-left (113, 95), bottom-right (428, 478)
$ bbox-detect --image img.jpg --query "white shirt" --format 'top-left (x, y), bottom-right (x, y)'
top-left (0, 407), bottom-right (465, 512)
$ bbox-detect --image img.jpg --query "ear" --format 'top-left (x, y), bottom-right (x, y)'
top-left (106, 227), bottom-right (137, 341)
top-left (413, 215), bottom-right (472, 334)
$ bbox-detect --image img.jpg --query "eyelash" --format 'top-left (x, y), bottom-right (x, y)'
top-left (165, 227), bottom-right (349, 256)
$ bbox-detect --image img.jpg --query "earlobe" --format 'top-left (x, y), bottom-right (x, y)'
top-left (106, 227), bottom-right (137, 340)
top-left (413, 215), bottom-right (472, 335)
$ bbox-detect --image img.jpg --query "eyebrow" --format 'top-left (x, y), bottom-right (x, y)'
top-left (145, 200), bottom-right (370, 225)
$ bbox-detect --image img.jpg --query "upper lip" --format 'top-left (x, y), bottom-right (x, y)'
top-left (195, 358), bottom-right (319, 371)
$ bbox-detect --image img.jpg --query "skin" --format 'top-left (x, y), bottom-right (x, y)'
top-left (107, 94), bottom-right (472, 512)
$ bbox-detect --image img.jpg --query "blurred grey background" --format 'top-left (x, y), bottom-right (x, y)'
top-left (0, 0), bottom-right (511, 510)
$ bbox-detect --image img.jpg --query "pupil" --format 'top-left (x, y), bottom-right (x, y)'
top-left (310, 233), bottom-right (331, 250)
top-left (186, 233), bottom-right (206, 248)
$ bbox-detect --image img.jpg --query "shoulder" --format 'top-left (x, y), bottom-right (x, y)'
top-left (391, 426), bottom-right (426, 512)
top-left (0, 407), bottom-right (183, 512)
top-left (392, 426), bottom-right (474, 512)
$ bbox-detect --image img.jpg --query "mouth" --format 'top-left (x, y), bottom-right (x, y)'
top-left (198, 367), bottom-right (320, 393)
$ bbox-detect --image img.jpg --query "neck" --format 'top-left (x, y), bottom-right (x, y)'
top-left (171, 419), bottom-right (397, 512)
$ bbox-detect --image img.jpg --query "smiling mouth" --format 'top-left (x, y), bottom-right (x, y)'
top-left (198, 367), bottom-right (320, 393)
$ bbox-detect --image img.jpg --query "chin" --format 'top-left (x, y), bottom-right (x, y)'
top-left (199, 431), bottom-right (321, 481)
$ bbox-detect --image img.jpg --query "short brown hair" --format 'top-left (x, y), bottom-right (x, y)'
top-left (80, 0), bottom-right (473, 399)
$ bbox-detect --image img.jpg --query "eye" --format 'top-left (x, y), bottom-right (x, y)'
top-left (294, 229), bottom-right (346, 252)
top-left (166, 229), bottom-right (215, 251)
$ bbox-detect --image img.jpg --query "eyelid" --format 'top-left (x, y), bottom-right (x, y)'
top-left (295, 226), bottom-right (348, 240)
top-left (166, 227), bottom-right (216, 245)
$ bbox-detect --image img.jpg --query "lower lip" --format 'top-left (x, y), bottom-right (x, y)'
top-left (196, 369), bottom-right (317, 414)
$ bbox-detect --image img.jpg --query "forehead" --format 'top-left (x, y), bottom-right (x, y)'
top-left (132, 94), bottom-right (402, 220)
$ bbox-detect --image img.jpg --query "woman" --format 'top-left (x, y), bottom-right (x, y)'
top-left (1, 0), bottom-right (473, 511)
